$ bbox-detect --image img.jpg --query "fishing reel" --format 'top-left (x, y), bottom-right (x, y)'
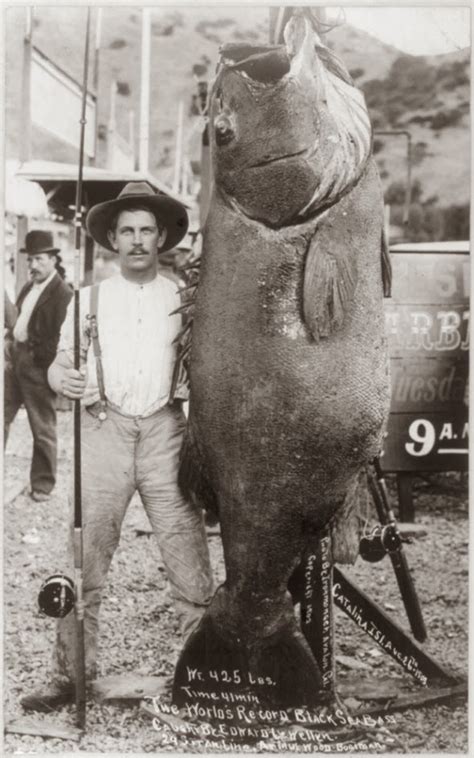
top-left (359, 524), bottom-right (404, 563)
top-left (38, 574), bottom-right (75, 618)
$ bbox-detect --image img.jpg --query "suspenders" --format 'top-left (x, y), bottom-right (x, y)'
top-left (87, 284), bottom-right (108, 421)
top-left (85, 282), bottom-right (183, 417)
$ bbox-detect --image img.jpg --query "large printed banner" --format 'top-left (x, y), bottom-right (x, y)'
top-left (31, 46), bottom-right (96, 158)
top-left (382, 248), bottom-right (469, 472)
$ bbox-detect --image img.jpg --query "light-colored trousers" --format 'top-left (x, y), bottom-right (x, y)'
top-left (52, 402), bottom-right (214, 684)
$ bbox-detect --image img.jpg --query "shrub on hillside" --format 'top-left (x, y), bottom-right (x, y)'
top-left (372, 139), bottom-right (384, 155)
top-left (152, 23), bottom-right (174, 36)
top-left (116, 81), bottom-right (130, 96)
top-left (153, 13), bottom-right (184, 36)
top-left (196, 18), bottom-right (234, 35)
top-left (430, 108), bottom-right (463, 130)
top-left (388, 201), bottom-right (469, 242)
top-left (385, 179), bottom-right (423, 206)
top-left (233, 28), bottom-right (260, 40)
top-left (368, 108), bottom-right (386, 129)
top-left (349, 67), bottom-right (365, 80)
top-left (363, 55), bottom-right (439, 126)
top-left (409, 114), bottom-right (434, 126)
top-left (438, 59), bottom-right (470, 90)
top-left (109, 39), bottom-right (127, 49)
top-left (390, 203), bottom-right (444, 242)
top-left (412, 141), bottom-right (430, 165)
top-left (443, 205), bottom-right (470, 240)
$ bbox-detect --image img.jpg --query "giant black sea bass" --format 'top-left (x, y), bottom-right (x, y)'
top-left (173, 9), bottom-right (391, 709)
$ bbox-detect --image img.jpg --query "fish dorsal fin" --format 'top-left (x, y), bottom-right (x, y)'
top-left (302, 220), bottom-right (357, 341)
top-left (168, 258), bottom-right (201, 402)
top-left (381, 227), bottom-right (392, 298)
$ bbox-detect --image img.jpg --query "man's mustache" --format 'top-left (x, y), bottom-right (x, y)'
top-left (129, 247), bottom-right (148, 256)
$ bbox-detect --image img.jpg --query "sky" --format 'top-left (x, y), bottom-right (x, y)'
top-left (1, 2), bottom-right (470, 55)
top-left (326, 6), bottom-right (471, 55)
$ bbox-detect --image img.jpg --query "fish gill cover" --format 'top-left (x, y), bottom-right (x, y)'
top-left (210, 11), bottom-right (373, 228)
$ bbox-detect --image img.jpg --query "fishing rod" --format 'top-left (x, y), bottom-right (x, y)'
top-left (37, 9), bottom-right (91, 730)
top-left (72, 6), bottom-right (91, 731)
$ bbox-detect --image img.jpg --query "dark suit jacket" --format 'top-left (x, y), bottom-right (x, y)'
top-left (16, 273), bottom-right (73, 368)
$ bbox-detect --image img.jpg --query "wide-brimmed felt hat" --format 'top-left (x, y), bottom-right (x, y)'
top-left (86, 181), bottom-right (189, 253)
top-left (20, 230), bottom-right (60, 255)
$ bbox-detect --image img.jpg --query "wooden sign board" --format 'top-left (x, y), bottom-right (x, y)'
top-left (31, 46), bottom-right (97, 159)
top-left (382, 248), bottom-right (469, 472)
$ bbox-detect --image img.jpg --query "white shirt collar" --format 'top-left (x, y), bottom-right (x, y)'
top-left (116, 272), bottom-right (162, 289)
top-left (32, 269), bottom-right (56, 292)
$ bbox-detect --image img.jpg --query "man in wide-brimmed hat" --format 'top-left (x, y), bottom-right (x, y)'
top-left (4, 230), bottom-right (72, 502)
top-left (21, 183), bottom-right (214, 712)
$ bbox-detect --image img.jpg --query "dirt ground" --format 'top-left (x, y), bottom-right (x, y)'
top-left (3, 409), bottom-right (469, 755)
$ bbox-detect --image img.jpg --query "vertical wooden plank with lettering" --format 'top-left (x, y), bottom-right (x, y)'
top-left (299, 530), bottom-right (335, 698)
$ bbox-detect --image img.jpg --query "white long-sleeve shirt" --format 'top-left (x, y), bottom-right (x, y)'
top-left (57, 273), bottom-right (183, 417)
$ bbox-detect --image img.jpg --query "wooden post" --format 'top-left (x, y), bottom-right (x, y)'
top-left (91, 7), bottom-right (102, 166)
top-left (16, 7), bottom-right (33, 297)
top-left (20, 7), bottom-right (32, 159)
top-left (139, 8), bottom-right (151, 172)
top-left (173, 101), bottom-right (184, 193)
top-left (83, 235), bottom-right (95, 286)
top-left (128, 109), bottom-right (136, 169)
top-left (106, 80), bottom-right (117, 170)
top-left (397, 473), bottom-right (415, 522)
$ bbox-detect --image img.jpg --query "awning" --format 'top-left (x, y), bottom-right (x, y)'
top-left (6, 160), bottom-right (49, 218)
top-left (14, 160), bottom-right (190, 220)
top-left (390, 241), bottom-right (469, 254)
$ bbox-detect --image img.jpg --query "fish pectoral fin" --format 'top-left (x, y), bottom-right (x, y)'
top-left (381, 226), bottom-right (392, 298)
top-left (303, 231), bottom-right (357, 341)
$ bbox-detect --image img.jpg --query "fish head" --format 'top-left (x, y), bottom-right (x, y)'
top-left (210, 11), bottom-right (373, 227)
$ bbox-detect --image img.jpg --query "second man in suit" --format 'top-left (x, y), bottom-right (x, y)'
top-left (4, 230), bottom-right (72, 501)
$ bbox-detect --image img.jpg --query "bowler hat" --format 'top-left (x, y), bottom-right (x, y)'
top-left (20, 230), bottom-right (60, 255)
top-left (86, 182), bottom-right (189, 253)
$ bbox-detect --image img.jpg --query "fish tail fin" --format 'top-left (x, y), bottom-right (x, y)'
top-left (172, 612), bottom-right (326, 709)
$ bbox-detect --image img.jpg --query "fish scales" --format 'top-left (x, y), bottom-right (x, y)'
top-left (173, 10), bottom-right (391, 711)
top-left (192, 162), bottom-right (388, 511)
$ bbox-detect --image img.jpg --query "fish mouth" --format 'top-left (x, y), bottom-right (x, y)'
top-left (220, 43), bottom-right (291, 85)
top-left (218, 12), bottom-right (320, 86)
top-left (248, 147), bottom-right (308, 169)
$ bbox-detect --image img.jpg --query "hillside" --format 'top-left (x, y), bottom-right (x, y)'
top-left (5, 5), bottom-right (470, 219)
